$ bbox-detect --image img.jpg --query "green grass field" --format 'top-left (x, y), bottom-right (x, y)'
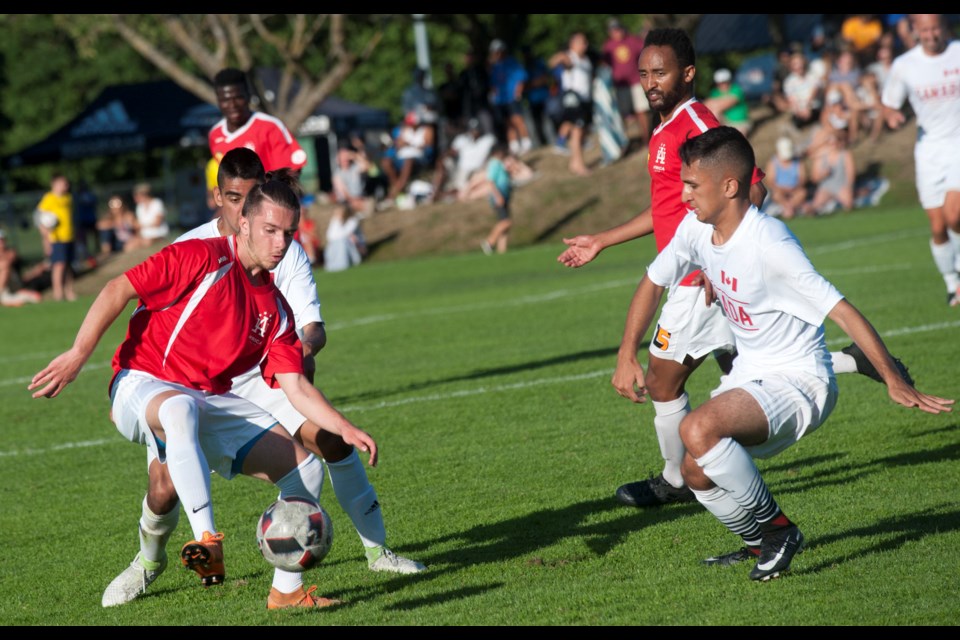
top-left (2, 205), bottom-right (959, 626)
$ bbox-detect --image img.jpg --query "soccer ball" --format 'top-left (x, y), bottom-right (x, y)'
top-left (36, 210), bottom-right (59, 230)
top-left (256, 497), bottom-right (333, 572)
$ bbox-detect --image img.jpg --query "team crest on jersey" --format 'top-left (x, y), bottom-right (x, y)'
top-left (249, 311), bottom-right (272, 345)
top-left (653, 143), bottom-right (667, 172)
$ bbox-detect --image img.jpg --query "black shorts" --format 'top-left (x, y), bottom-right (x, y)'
top-left (50, 241), bottom-right (75, 265)
top-left (490, 199), bottom-right (511, 221)
top-left (560, 91), bottom-right (593, 128)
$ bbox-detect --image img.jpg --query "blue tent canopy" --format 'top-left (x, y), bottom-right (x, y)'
top-left (3, 80), bottom-right (220, 169)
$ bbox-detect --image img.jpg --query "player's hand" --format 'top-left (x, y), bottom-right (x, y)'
top-left (887, 381), bottom-right (954, 415)
top-left (690, 272), bottom-right (716, 307)
top-left (611, 358), bottom-right (648, 403)
top-left (28, 349), bottom-right (86, 399)
top-left (557, 235), bottom-right (601, 268)
top-left (340, 425), bottom-right (379, 467)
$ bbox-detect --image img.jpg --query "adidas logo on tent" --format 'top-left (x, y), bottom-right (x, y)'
top-left (71, 100), bottom-right (138, 136)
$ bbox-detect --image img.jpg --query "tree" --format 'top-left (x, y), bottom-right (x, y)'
top-left (64, 14), bottom-right (391, 134)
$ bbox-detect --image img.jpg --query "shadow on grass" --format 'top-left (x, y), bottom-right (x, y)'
top-left (333, 345), bottom-right (633, 405)
top-left (383, 583), bottom-right (505, 612)
top-left (795, 505), bottom-right (960, 577)
top-left (325, 495), bottom-right (700, 607)
top-left (762, 440), bottom-right (960, 498)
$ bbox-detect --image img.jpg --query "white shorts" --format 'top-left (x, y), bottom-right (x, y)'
top-left (110, 370), bottom-right (279, 479)
top-left (229, 368), bottom-right (307, 437)
top-left (914, 136), bottom-right (960, 210)
top-left (631, 83), bottom-right (650, 114)
top-left (712, 370), bottom-right (838, 459)
top-left (649, 285), bottom-right (735, 364)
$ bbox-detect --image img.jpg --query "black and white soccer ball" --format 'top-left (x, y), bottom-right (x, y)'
top-left (256, 497), bottom-right (333, 572)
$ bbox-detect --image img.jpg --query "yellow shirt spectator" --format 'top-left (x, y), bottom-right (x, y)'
top-left (37, 191), bottom-right (74, 243)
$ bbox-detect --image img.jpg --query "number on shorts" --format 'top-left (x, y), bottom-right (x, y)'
top-left (653, 325), bottom-right (671, 351)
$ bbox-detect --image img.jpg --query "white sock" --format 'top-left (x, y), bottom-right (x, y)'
top-left (653, 394), bottom-right (690, 489)
top-left (690, 486), bottom-right (762, 547)
top-left (696, 437), bottom-right (779, 524)
top-left (268, 456), bottom-right (325, 594)
top-left (275, 455), bottom-right (324, 502)
top-left (930, 239), bottom-right (960, 293)
top-left (509, 139), bottom-right (521, 155)
top-left (271, 569), bottom-right (303, 594)
top-left (948, 228), bottom-right (960, 272)
top-left (157, 395), bottom-right (214, 538)
top-left (138, 495), bottom-right (179, 564)
top-left (327, 450), bottom-right (386, 548)
top-left (830, 351), bottom-right (858, 374)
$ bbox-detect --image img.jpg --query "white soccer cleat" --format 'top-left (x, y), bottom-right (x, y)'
top-left (366, 546), bottom-right (427, 574)
top-left (101, 552), bottom-right (167, 607)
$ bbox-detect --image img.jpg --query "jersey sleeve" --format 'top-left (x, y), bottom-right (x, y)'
top-left (880, 59), bottom-right (908, 110)
top-left (124, 240), bottom-right (210, 310)
top-left (267, 122), bottom-right (308, 171)
top-left (763, 239), bottom-right (844, 325)
top-left (646, 214), bottom-right (701, 289)
top-left (276, 240), bottom-right (323, 328)
top-left (260, 296), bottom-right (305, 388)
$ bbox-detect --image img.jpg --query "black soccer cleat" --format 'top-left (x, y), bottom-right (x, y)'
top-left (749, 525), bottom-right (804, 581)
top-left (615, 474), bottom-right (697, 508)
top-left (841, 342), bottom-right (914, 387)
top-left (702, 545), bottom-right (761, 567)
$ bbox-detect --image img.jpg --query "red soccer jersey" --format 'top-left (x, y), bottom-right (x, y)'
top-left (648, 98), bottom-right (764, 286)
top-left (112, 236), bottom-right (303, 395)
top-left (208, 112), bottom-right (308, 172)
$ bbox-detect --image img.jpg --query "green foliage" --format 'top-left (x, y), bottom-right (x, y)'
top-left (0, 15), bottom-right (159, 190)
top-left (1, 204), bottom-right (958, 625)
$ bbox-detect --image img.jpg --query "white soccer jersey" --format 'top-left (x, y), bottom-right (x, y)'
top-left (647, 207), bottom-right (844, 380)
top-left (176, 220), bottom-right (322, 330)
top-left (881, 40), bottom-right (960, 141)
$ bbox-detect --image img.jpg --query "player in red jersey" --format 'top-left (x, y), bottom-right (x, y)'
top-left (30, 178), bottom-right (374, 610)
top-left (558, 28), bottom-right (909, 510)
top-left (208, 67), bottom-right (308, 174)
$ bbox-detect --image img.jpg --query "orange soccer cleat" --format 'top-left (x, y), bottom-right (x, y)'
top-left (180, 531), bottom-right (225, 587)
top-left (267, 585), bottom-right (343, 610)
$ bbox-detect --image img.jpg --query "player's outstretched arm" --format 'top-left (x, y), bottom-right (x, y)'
top-left (557, 207), bottom-right (654, 268)
top-left (612, 275), bottom-right (666, 403)
top-left (29, 275), bottom-right (138, 399)
top-left (828, 300), bottom-right (954, 414)
top-left (276, 372), bottom-right (378, 466)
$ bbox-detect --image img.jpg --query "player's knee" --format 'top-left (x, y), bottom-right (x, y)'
top-left (299, 423), bottom-right (353, 462)
top-left (645, 367), bottom-right (682, 402)
top-left (156, 394), bottom-right (198, 440)
top-left (678, 413), bottom-right (710, 456)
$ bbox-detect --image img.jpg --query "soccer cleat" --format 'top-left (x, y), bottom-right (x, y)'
top-left (267, 585), bottom-right (343, 610)
top-left (702, 546), bottom-right (761, 567)
top-left (180, 531), bottom-right (225, 587)
top-left (615, 474), bottom-right (697, 508)
top-left (841, 342), bottom-right (914, 387)
top-left (749, 525), bottom-right (804, 581)
top-left (481, 240), bottom-right (494, 256)
top-left (101, 552), bottom-right (167, 607)
top-left (366, 546), bottom-right (428, 574)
